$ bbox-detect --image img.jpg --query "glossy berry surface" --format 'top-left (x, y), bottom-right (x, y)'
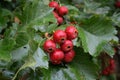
top-left (64, 50), bottom-right (75, 63)
top-left (53, 30), bottom-right (67, 44)
top-left (115, 1), bottom-right (120, 8)
top-left (58, 6), bottom-right (68, 16)
top-left (61, 40), bottom-right (73, 52)
top-left (65, 26), bottom-right (78, 40)
top-left (43, 40), bottom-right (56, 53)
top-left (50, 49), bottom-right (64, 61)
top-left (49, 1), bottom-right (59, 9)
top-left (57, 17), bottom-right (63, 25)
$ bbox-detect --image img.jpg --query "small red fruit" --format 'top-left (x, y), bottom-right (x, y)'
top-left (65, 26), bottom-right (78, 40)
top-left (102, 69), bottom-right (109, 75)
top-left (109, 59), bottom-right (115, 65)
top-left (109, 59), bottom-right (115, 70)
top-left (43, 40), bottom-right (56, 53)
top-left (64, 50), bottom-right (75, 63)
top-left (109, 65), bottom-right (115, 72)
top-left (53, 11), bottom-right (59, 18)
top-left (115, 1), bottom-right (120, 8)
top-left (49, 1), bottom-right (59, 9)
top-left (52, 11), bottom-right (63, 25)
top-left (61, 40), bottom-right (73, 52)
top-left (53, 30), bottom-right (67, 44)
top-left (58, 6), bottom-right (68, 16)
top-left (50, 49), bottom-right (64, 61)
top-left (57, 17), bottom-right (63, 25)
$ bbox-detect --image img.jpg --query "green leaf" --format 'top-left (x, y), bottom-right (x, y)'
top-left (100, 74), bottom-right (116, 80)
top-left (84, 0), bottom-right (110, 15)
top-left (78, 15), bottom-right (118, 56)
top-left (0, 38), bottom-right (16, 61)
top-left (103, 43), bottom-right (115, 57)
top-left (21, 41), bottom-right (48, 70)
top-left (11, 44), bottom-right (30, 61)
top-left (42, 67), bottom-right (82, 80)
top-left (15, 32), bottom-right (29, 48)
top-left (73, 47), bottom-right (99, 80)
top-left (12, 45), bottom-right (48, 80)
top-left (17, 0), bottom-right (56, 29)
top-left (31, 48), bottom-right (48, 70)
top-left (0, 8), bottom-right (12, 32)
top-left (111, 13), bottom-right (120, 26)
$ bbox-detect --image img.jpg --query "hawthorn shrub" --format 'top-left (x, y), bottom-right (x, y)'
top-left (0, 0), bottom-right (120, 80)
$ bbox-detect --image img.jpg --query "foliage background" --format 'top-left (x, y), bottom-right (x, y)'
top-left (0, 0), bottom-right (120, 80)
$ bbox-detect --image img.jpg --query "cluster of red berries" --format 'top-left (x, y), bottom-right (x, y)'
top-left (43, 26), bottom-right (78, 65)
top-left (49, 1), bottom-right (68, 25)
top-left (102, 59), bottom-right (115, 75)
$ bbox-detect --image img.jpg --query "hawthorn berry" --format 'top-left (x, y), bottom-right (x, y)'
top-left (109, 59), bottom-right (115, 70)
top-left (64, 50), bottom-right (75, 63)
top-left (53, 11), bottom-right (59, 18)
top-left (61, 40), bottom-right (73, 52)
top-left (65, 26), bottom-right (78, 40)
top-left (109, 59), bottom-right (115, 65)
top-left (58, 6), bottom-right (68, 16)
top-left (115, 1), bottom-right (120, 8)
top-left (49, 1), bottom-right (59, 9)
top-left (50, 49), bottom-right (64, 61)
top-left (43, 40), bottom-right (56, 53)
top-left (53, 30), bottom-right (67, 44)
top-left (102, 69), bottom-right (109, 75)
top-left (102, 59), bottom-right (116, 75)
top-left (57, 16), bottom-right (63, 25)
top-left (52, 11), bottom-right (63, 25)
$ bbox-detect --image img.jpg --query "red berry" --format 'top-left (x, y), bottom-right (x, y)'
top-left (115, 1), bottom-right (120, 8)
top-left (109, 59), bottom-right (115, 65)
top-left (109, 59), bottom-right (115, 70)
top-left (58, 6), bottom-right (68, 16)
top-left (53, 11), bottom-right (59, 18)
top-left (109, 64), bottom-right (115, 71)
top-left (57, 17), bottom-right (63, 25)
top-left (65, 26), bottom-right (78, 40)
top-left (50, 49), bottom-right (64, 61)
top-left (53, 30), bottom-right (67, 44)
top-left (52, 11), bottom-right (64, 25)
top-left (102, 69), bottom-right (109, 75)
top-left (102, 66), bottom-right (111, 75)
top-left (61, 40), bottom-right (73, 52)
top-left (43, 40), bottom-right (56, 53)
top-left (49, 1), bottom-right (59, 9)
top-left (105, 66), bottom-right (111, 73)
top-left (64, 50), bottom-right (75, 63)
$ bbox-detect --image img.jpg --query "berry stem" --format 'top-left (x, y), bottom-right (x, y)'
top-left (44, 32), bottom-right (53, 40)
top-left (57, 0), bottom-right (61, 6)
